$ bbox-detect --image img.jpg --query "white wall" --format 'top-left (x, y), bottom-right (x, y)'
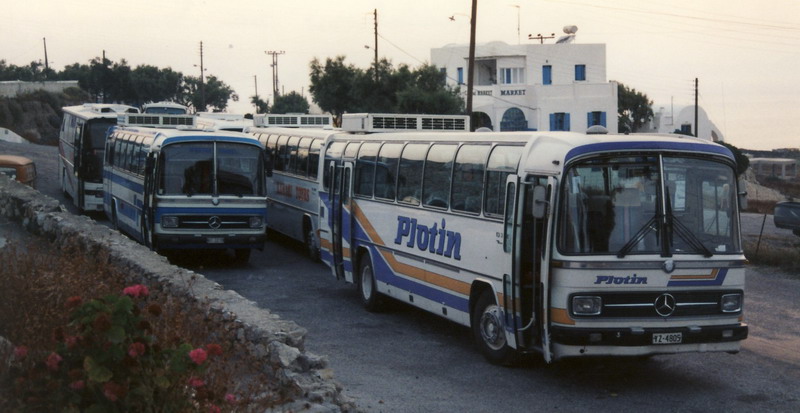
top-left (0, 80), bottom-right (79, 97)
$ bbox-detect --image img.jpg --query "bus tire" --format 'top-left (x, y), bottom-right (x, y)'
top-left (472, 289), bottom-right (517, 365)
top-left (304, 226), bottom-right (320, 262)
top-left (358, 254), bottom-right (383, 312)
top-left (234, 248), bottom-right (251, 264)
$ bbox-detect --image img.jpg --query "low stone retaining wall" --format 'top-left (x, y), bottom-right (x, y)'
top-left (0, 175), bottom-right (354, 412)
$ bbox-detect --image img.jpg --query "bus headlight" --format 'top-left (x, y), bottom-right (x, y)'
top-left (572, 296), bottom-right (602, 316)
top-left (721, 293), bottom-right (742, 313)
top-left (249, 216), bottom-right (264, 228)
top-left (161, 216), bottom-right (179, 228)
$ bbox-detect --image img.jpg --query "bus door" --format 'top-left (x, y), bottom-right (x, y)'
top-left (503, 175), bottom-right (554, 360)
top-left (329, 160), bottom-right (353, 281)
top-left (141, 153), bottom-right (157, 249)
top-left (531, 176), bottom-right (556, 363)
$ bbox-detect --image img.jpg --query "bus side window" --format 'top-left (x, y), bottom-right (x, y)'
top-left (308, 139), bottom-right (322, 180)
top-left (451, 144), bottom-right (490, 213)
top-left (286, 136), bottom-right (300, 174)
top-left (422, 144), bottom-right (457, 209)
top-left (275, 136), bottom-right (288, 172)
top-left (485, 146), bottom-right (522, 217)
top-left (375, 143), bottom-right (403, 201)
top-left (296, 138), bottom-right (311, 177)
top-left (355, 142), bottom-right (380, 198)
top-left (397, 143), bottom-right (428, 206)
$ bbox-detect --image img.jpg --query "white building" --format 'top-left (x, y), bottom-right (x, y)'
top-left (430, 39), bottom-right (617, 133)
top-left (647, 105), bottom-right (725, 142)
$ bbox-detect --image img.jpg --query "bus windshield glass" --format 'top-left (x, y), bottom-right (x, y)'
top-left (87, 119), bottom-right (115, 150)
top-left (160, 142), bottom-right (264, 197)
top-left (558, 154), bottom-right (740, 256)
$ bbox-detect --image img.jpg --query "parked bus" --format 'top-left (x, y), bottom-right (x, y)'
top-left (318, 118), bottom-right (748, 364)
top-left (59, 103), bottom-right (140, 212)
top-left (196, 112), bottom-right (254, 132)
top-left (103, 114), bottom-right (266, 263)
top-left (142, 101), bottom-right (188, 115)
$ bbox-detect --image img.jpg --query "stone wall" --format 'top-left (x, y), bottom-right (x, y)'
top-left (0, 175), bottom-right (355, 412)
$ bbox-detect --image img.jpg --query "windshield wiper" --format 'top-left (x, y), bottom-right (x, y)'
top-left (663, 185), bottom-right (713, 257)
top-left (616, 215), bottom-right (658, 258)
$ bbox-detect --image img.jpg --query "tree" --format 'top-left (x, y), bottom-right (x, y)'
top-left (129, 65), bottom-right (183, 107)
top-left (309, 56), bottom-right (360, 123)
top-left (271, 91), bottom-right (310, 114)
top-left (617, 83), bottom-right (653, 133)
top-left (179, 75), bottom-right (237, 112)
top-left (309, 56), bottom-right (464, 124)
top-left (250, 95), bottom-right (269, 114)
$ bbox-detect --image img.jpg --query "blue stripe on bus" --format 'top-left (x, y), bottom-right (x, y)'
top-left (107, 171), bottom-right (145, 193)
top-left (667, 268), bottom-right (728, 287)
top-left (369, 244), bottom-right (469, 313)
top-left (565, 141), bottom-right (734, 162)
top-left (162, 135), bottom-right (263, 146)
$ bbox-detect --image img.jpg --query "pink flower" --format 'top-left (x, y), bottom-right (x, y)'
top-left (65, 336), bottom-right (79, 349)
top-left (225, 393), bottom-right (237, 404)
top-left (65, 296), bottom-right (83, 309)
top-left (205, 343), bottom-right (223, 357)
top-left (208, 405), bottom-right (221, 413)
top-left (45, 352), bottom-right (62, 371)
top-left (103, 382), bottom-right (125, 401)
top-left (122, 284), bottom-right (149, 298)
top-left (69, 380), bottom-right (85, 390)
top-left (189, 348), bottom-right (208, 365)
top-left (128, 342), bottom-right (146, 358)
top-left (13, 346), bottom-right (28, 359)
top-left (187, 376), bottom-right (205, 388)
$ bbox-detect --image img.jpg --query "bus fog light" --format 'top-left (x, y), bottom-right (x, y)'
top-left (162, 216), bottom-right (179, 228)
top-left (249, 216), bottom-right (263, 228)
top-left (572, 296), bottom-right (602, 315)
top-left (721, 294), bottom-right (742, 313)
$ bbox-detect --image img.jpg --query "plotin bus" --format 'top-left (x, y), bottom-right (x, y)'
top-left (317, 116), bottom-right (748, 364)
top-left (102, 114), bottom-right (267, 263)
top-left (59, 103), bottom-right (140, 211)
top-left (243, 114), bottom-right (334, 259)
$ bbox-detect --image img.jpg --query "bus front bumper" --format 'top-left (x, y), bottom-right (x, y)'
top-left (549, 323), bottom-right (748, 359)
top-left (154, 233), bottom-right (267, 250)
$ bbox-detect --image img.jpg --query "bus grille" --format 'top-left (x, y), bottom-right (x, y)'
top-left (176, 215), bottom-right (253, 230)
top-left (578, 290), bottom-right (741, 318)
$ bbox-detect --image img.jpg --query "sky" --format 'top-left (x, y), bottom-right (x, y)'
top-left (3, 0), bottom-right (799, 150)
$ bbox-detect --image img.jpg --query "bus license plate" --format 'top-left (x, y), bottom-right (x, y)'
top-left (207, 237), bottom-right (224, 244)
top-left (652, 332), bottom-right (682, 344)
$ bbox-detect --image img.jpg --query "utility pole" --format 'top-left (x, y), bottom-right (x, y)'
top-left (374, 9), bottom-right (379, 83)
top-left (694, 78), bottom-right (699, 138)
top-left (466, 0), bottom-right (477, 122)
top-left (102, 50), bottom-right (107, 103)
top-left (266, 50), bottom-right (285, 98)
top-left (253, 75), bottom-right (259, 114)
top-left (199, 41), bottom-right (206, 112)
top-left (42, 38), bottom-right (49, 74)
top-left (511, 5), bottom-right (520, 44)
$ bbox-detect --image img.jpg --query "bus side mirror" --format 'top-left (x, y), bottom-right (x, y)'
top-left (145, 156), bottom-right (155, 175)
top-left (737, 177), bottom-right (748, 211)
top-left (532, 185), bottom-right (547, 219)
top-left (265, 148), bottom-right (274, 178)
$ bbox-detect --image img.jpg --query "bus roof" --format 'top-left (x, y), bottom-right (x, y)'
top-left (62, 103), bottom-right (140, 119)
top-left (327, 130), bottom-right (734, 174)
top-left (111, 125), bottom-right (264, 149)
top-left (0, 154), bottom-right (35, 166)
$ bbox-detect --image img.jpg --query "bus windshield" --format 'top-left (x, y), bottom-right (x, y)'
top-left (87, 119), bottom-right (115, 149)
top-left (160, 142), bottom-right (264, 197)
top-left (558, 154), bottom-right (740, 256)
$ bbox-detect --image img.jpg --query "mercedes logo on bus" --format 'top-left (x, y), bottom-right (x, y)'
top-left (654, 293), bottom-right (677, 317)
top-left (208, 216), bottom-right (222, 230)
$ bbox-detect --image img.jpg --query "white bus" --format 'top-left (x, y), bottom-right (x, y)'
top-left (142, 101), bottom-right (188, 115)
top-left (59, 103), bottom-right (140, 212)
top-left (103, 114), bottom-right (267, 263)
top-left (196, 112), bottom-right (254, 132)
top-left (318, 121), bottom-right (748, 364)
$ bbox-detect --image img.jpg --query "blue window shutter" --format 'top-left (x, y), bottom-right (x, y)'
top-left (587, 112), bottom-right (592, 127)
top-left (457, 67), bottom-right (463, 84)
top-left (549, 114), bottom-right (556, 131)
top-left (601, 112), bottom-right (607, 127)
top-left (565, 113), bottom-right (571, 131)
top-left (543, 65), bottom-right (552, 85)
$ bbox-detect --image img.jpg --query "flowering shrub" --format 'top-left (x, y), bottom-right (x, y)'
top-left (6, 285), bottom-right (236, 412)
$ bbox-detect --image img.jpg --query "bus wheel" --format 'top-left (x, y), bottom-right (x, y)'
top-left (472, 290), bottom-right (517, 365)
top-left (304, 227), bottom-right (320, 262)
top-left (233, 248), bottom-right (251, 264)
top-left (358, 255), bottom-right (383, 312)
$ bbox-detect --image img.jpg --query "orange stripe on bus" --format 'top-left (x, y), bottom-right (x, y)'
top-left (550, 308), bottom-right (575, 325)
